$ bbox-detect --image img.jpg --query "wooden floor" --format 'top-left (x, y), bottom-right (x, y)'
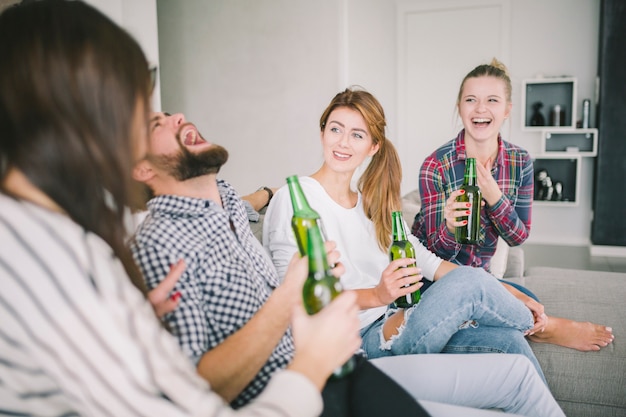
top-left (522, 243), bottom-right (626, 273)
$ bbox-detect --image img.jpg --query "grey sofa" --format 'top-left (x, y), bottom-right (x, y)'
top-left (401, 190), bottom-right (626, 416)
top-left (251, 192), bottom-right (626, 416)
top-left (515, 266), bottom-right (625, 417)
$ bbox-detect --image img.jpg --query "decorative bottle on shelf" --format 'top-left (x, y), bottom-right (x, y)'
top-left (302, 225), bottom-right (356, 378)
top-left (530, 101), bottom-right (545, 126)
top-left (550, 104), bottom-right (566, 126)
top-left (389, 211), bottom-right (420, 308)
top-left (455, 158), bottom-right (482, 244)
top-left (582, 99), bottom-right (591, 128)
top-left (287, 175), bottom-right (321, 256)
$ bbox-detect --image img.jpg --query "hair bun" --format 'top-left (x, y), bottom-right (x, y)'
top-left (489, 58), bottom-right (509, 77)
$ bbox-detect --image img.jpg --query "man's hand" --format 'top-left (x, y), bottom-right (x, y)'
top-left (289, 291), bottom-right (361, 390)
top-left (282, 240), bottom-right (345, 295)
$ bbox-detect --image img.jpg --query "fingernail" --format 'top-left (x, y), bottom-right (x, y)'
top-left (460, 190), bottom-right (465, 194)
top-left (170, 291), bottom-right (182, 302)
top-left (170, 259), bottom-right (184, 270)
top-left (463, 220), bottom-right (468, 225)
top-left (466, 211), bottom-right (471, 215)
top-left (466, 203), bottom-right (471, 208)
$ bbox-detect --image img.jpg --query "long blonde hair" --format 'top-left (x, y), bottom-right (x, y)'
top-left (319, 87), bottom-right (402, 250)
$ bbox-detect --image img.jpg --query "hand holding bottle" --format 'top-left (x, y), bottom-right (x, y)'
top-left (302, 226), bottom-right (356, 377)
top-left (453, 158), bottom-right (482, 244)
top-left (288, 291), bottom-right (361, 390)
top-left (388, 211), bottom-right (422, 307)
top-left (280, 244), bottom-right (345, 303)
top-left (322, 239), bottom-right (345, 278)
top-left (374, 258), bottom-right (423, 306)
top-left (444, 189), bottom-right (472, 234)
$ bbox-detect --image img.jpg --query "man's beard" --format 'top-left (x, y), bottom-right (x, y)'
top-left (149, 143), bottom-right (229, 181)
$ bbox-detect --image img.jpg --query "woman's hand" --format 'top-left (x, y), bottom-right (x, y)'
top-left (476, 158), bottom-right (503, 206)
top-left (503, 282), bottom-right (548, 336)
top-left (443, 190), bottom-right (471, 234)
top-left (523, 298), bottom-right (548, 336)
top-left (373, 258), bottom-right (422, 306)
top-left (324, 240), bottom-right (345, 278)
top-left (148, 259), bottom-right (185, 318)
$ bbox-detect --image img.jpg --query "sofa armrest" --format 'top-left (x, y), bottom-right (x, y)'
top-left (489, 237), bottom-right (527, 281)
top-left (503, 246), bottom-right (524, 279)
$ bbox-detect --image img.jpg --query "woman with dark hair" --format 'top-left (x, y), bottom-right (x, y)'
top-left (0, 1), bottom-right (361, 415)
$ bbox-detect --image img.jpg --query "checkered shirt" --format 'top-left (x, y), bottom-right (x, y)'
top-left (131, 180), bottom-right (294, 408)
top-left (412, 129), bottom-right (533, 271)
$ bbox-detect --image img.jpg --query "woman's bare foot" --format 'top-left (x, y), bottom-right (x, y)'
top-left (528, 316), bottom-right (614, 351)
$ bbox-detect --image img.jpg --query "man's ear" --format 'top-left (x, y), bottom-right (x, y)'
top-left (133, 160), bottom-right (155, 183)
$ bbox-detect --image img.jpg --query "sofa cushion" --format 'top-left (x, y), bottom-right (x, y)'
top-left (524, 266), bottom-right (626, 417)
top-left (490, 238), bottom-right (509, 279)
top-left (401, 189), bottom-right (422, 224)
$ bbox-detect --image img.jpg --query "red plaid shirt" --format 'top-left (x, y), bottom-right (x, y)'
top-left (412, 130), bottom-right (533, 272)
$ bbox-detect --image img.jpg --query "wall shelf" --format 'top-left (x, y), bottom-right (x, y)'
top-left (540, 128), bottom-right (597, 157)
top-left (532, 155), bottom-right (581, 206)
top-left (521, 77), bottom-right (577, 131)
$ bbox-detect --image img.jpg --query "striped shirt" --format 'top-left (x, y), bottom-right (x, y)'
top-left (0, 193), bottom-right (320, 417)
top-left (131, 180), bottom-right (294, 408)
top-left (412, 130), bottom-right (533, 271)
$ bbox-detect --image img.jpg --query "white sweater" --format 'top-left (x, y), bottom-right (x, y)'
top-left (263, 177), bottom-right (442, 328)
top-left (0, 193), bottom-right (321, 417)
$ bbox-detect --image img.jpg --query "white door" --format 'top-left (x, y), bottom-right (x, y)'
top-left (396, 0), bottom-right (510, 193)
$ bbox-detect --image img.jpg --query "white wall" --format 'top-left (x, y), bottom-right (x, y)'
top-left (156, 0), bottom-right (341, 195)
top-left (0, 1), bottom-right (162, 111)
top-left (156, 0), bottom-right (600, 246)
top-left (86, 0), bottom-right (162, 111)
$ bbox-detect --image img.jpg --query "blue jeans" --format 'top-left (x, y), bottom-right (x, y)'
top-left (500, 279), bottom-right (539, 301)
top-left (360, 266), bottom-right (546, 382)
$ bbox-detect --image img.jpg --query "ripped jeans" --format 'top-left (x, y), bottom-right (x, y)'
top-left (360, 266), bottom-right (546, 383)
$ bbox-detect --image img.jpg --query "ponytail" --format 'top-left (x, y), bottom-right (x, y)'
top-left (358, 139), bottom-right (402, 251)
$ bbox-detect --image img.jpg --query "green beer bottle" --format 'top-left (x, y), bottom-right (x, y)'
top-left (455, 157), bottom-right (482, 244)
top-left (389, 211), bottom-right (420, 308)
top-left (302, 225), bottom-right (355, 378)
top-left (287, 175), bottom-right (321, 256)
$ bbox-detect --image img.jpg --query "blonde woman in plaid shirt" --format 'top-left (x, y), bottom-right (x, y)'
top-left (412, 59), bottom-right (613, 352)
